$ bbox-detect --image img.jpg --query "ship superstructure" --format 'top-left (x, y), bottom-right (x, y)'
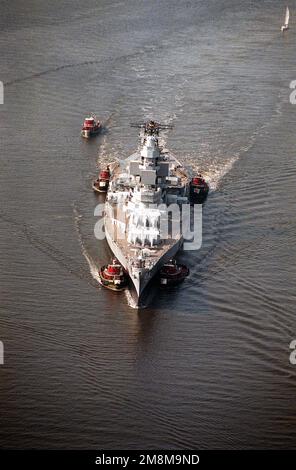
top-left (104, 121), bottom-right (191, 305)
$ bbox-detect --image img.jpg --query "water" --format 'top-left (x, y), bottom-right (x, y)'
top-left (1, 0), bottom-right (296, 449)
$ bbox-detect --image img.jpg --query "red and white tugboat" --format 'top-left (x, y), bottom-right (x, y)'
top-left (158, 259), bottom-right (189, 286)
top-left (99, 259), bottom-right (128, 291)
top-left (189, 174), bottom-right (209, 204)
top-left (81, 114), bottom-right (102, 138)
top-left (92, 167), bottom-right (110, 193)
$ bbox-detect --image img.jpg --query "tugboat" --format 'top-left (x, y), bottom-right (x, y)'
top-left (189, 174), bottom-right (209, 204)
top-left (158, 259), bottom-right (189, 286)
top-left (81, 114), bottom-right (101, 138)
top-left (93, 167), bottom-right (110, 193)
top-left (98, 259), bottom-right (127, 291)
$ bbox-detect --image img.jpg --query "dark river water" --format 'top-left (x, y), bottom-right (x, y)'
top-left (1, 0), bottom-right (296, 449)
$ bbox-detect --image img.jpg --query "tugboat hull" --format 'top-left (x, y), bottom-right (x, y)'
top-left (81, 127), bottom-right (101, 139)
top-left (93, 169), bottom-right (110, 192)
top-left (81, 114), bottom-right (102, 138)
top-left (98, 263), bottom-right (127, 291)
top-left (190, 185), bottom-right (209, 204)
top-left (159, 263), bottom-right (189, 286)
top-left (92, 180), bottom-right (109, 193)
top-left (98, 276), bottom-right (126, 291)
top-left (189, 176), bottom-right (209, 204)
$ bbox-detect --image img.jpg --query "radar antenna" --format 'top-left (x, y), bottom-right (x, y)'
top-left (130, 120), bottom-right (173, 135)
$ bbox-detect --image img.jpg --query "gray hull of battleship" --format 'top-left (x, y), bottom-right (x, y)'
top-left (105, 224), bottom-right (183, 306)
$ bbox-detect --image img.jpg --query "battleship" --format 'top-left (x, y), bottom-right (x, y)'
top-left (104, 120), bottom-right (206, 305)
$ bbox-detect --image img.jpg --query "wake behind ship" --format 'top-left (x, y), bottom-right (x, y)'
top-left (104, 121), bottom-right (193, 306)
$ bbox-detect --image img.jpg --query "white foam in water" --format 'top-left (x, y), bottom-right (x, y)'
top-left (96, 111), bottom-right (123, 169)
top-left (203, 155), bottom-right (238, 191)
top-left (179, 130), bottom-right (267, 192)
top-left (125, 287), bottom-right (153, 310)
top-left (73, 206), bottom-right (102, 285)
top-left (96, 134), bottom-right (109, 169)
top-left (81, 247), bottom-right (102, 285)
top-left (124, 288), bottom-right (140, 309)
top-left (169, 145), bottom-right (239, 192)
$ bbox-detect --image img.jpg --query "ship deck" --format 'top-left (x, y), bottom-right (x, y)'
top-left (104, 212), bottom-right (178, 266)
